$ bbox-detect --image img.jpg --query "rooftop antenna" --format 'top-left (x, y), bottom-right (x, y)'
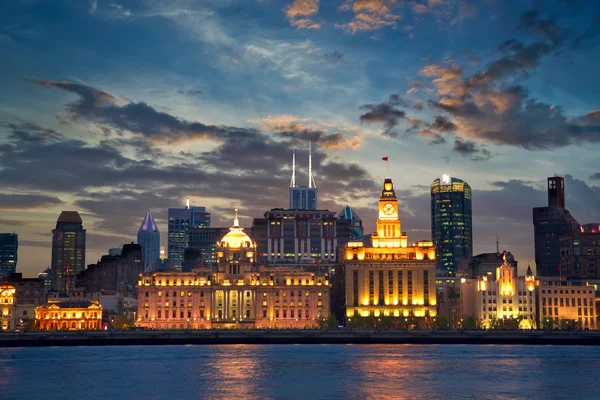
top-left (308, 141), bottom-right (312, 188)
top-left (309, 141), bottom-right (317, 188)
top-left (495, 233), bottom-right (499, 254)
top-left (290, 149), bottom-right (296, 187)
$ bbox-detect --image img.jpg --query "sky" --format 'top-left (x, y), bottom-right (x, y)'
top-left (1, 0), bottom-right (600, 278)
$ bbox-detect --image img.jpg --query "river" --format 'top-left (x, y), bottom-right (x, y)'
top-left (1, 344), bottom-right (598, 399)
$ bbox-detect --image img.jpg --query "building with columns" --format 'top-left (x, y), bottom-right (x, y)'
top-left (344, 178), bottom-right (437, 325)
top-left (136, 211), bottom-right (330, 329)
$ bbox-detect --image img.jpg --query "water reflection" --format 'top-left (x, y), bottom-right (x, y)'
top-left (199, 345), bottom-right (263, 399)
top-left (0, 345), bottom-right (600, 399)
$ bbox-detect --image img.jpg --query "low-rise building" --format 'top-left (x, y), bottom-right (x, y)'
top-left (35, 300), bottom-right (103, 331)
top-left (136, 211), bottom-right (330, 329)
top-left (0, 285), bottom-right (16, 331)
top-left (461, 256), bottom-right (538, 329)
top-left (537, 280), bottom-right (596, 329)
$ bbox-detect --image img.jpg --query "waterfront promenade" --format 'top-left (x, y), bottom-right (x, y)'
top-left (1, 329), bottom-right (600, 347)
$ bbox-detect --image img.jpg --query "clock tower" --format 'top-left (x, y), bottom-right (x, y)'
top-left (372, 178), bottom-right (407, 248)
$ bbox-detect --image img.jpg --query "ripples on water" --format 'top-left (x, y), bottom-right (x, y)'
top-left (1, 344), bottom-right (599, 399)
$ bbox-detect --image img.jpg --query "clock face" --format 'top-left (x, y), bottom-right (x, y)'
top-left (383, 203), bottom-right (395, 216)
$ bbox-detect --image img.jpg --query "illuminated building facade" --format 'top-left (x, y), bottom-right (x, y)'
top-left (35, 300), bottom-right (103, 331)
top-left (461, 256), bottom-right (539, 329)
top-left (137, 211), bottom-right (160, 272)
top-left (136, 211), bottom-right (330, 329)
top-left (3, 274), bottom-right (45, 331)
top-left (344, 178), bottom-right (437, 324)
top-left (537, 280), bottom-right (597, 330)
top-left (0, 285), bottom-right (16, 331)
top-left (533, 177), bottom-right (580, 277)
top-left (431, 175), bottom-right (473, 276)
top-left (0, 233), bottom-right (18, 279)
top-left (51, 211), bottom-right (86, 293)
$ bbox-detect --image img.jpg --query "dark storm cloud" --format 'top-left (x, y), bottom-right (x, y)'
top-left (452, 140), bottom-right (493, 161)
top-left (26, 78), bottom-right (255, 144)
top-left (359, 102), bottom-right (407, 138)
top-left (0, 193), bottom-right (63, 210)
top-left (0, 95), bottom-right (377, 242)
top-left (589, 173), bottom-right (600, 180)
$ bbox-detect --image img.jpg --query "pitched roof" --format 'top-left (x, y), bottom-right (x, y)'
top-left (57, 211), bottom-right (82, 224)
top-left (138, 210), bottom-right (159, 233)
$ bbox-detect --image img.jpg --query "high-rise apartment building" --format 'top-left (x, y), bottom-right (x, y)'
top-left (51, 211), bottom-right (86, 293)
top-left (168, 201), bottom-right (211, 268)
top-left (137, 211), bottom-right (160, 272)
top-left (431, 175), bottom-right (473, 276)
top-left (533, 177), bottom-right (580, 277)
top-left (289, 144), bottom-right (317, 210)
top-left (0, 233), bottom-right (18, 278)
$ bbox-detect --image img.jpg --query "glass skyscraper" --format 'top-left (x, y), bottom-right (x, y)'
top-left (0, 233), bottom-right (18, 278)
top-left (431, 175), bottom-right (473, 276)
top-left (137, 211), bottom-right (160, 272)
top-left (168, 203), bottom-right (211, 268)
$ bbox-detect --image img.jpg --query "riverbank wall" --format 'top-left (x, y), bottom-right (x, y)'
top-left (1, 329), bottom-right (600, 347)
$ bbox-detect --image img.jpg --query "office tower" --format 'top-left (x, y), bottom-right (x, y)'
top-left (168, 200), bottom-right (211, 268)
top-left (431, 175), bottom-right (473, 276)
top-left (264, 209), bottom-right (338, 264)
top-left (137, 211), bottom-right (160, 272)
top-left (344, 177), bottom-right (437, 325)
top-left (0, 233), bottom-right (18, 278)
top-left (51, 211), bottom-right (86, 293)
top-left (289, 143), bottom-right (317, 210)
top-left (533, 177), bottom-right (580, 277)
top-left (559, 223), bottom-right (600, 278)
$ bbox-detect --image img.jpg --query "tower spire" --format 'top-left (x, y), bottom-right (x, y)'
top-left (290, 149), bottom-right (296, 187)
top-left (234, 208), bottom-right (239, 227)
top-left (308, 141), bottom-right (312, 188)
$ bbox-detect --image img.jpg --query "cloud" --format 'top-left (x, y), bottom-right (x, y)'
top-left (589, 172), bottom-right (600, 180)
top-left (359, 102), bottom-right (406, 138)
top-left (452, 139), bottom-right (493, 161)
top-left (0, 194), bottom-right (63, 210)
top-left (412, 11), bottom-right (600, 151)
top-left (26, 77), bottom-right (252, 145)
top-left (284, 0), bottom-right (321, 30)
top-left (336, 0), bottom-right (402, 34)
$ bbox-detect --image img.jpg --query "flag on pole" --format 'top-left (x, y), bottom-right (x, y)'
top-left (382, 156), bottom-right (388, 161)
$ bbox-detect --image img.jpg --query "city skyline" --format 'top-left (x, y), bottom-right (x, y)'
top-left (1, 1), bottom-right (600, 277)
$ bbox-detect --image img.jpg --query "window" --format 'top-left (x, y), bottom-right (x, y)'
top-left (158, 310), bottom-right (162, 318)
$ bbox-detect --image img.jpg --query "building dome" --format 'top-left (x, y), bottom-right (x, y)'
top-left (218, 209), bottom-right (254, 249)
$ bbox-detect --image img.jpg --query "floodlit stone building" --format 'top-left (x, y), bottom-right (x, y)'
top-left (35, 300), bottom-right (103, 331)
top-left (344, 178), bottom-right (437, 325)
top-left (136, 211), bottom-right (330, 329)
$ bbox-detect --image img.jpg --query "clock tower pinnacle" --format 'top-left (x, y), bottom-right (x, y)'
top-left (373, 178), bottom-right (407, 248)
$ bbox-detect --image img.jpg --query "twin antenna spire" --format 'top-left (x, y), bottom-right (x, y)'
top-left (290, 141), bottom-right (316, 188)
